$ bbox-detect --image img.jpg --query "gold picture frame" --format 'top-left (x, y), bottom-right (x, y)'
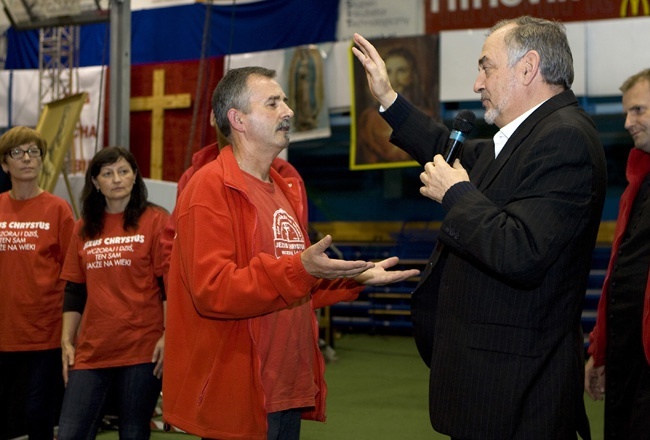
top-left (37, 92), bottom-right (87, 193)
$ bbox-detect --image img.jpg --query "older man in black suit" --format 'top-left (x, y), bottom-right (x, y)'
top-left (353, 16), bottom-right (606, 440)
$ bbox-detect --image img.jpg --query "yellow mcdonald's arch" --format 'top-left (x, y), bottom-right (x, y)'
top-left (620, 0), bottom-right (650, 16)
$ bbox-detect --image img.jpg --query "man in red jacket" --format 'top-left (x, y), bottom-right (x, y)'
top-left (163, 66), bottom-right (418, 439)
top-left (586, 68), bottom-right (650, 439)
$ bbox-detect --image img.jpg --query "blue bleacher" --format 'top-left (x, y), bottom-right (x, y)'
top-left (329, 235), bottom-right (610, 345)
top-left (581, 246), bottom-right (610, 345)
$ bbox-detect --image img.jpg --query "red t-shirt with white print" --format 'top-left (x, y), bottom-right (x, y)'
top-left (60, 206), bottom-right (168, 369)
top-left (0, 191), bottom-right (74, 351)
top-left (244, 173), bottom-right (318, 413)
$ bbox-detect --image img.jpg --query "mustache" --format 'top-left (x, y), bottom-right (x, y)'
top-left (277, 120), bottom-right (291, 131)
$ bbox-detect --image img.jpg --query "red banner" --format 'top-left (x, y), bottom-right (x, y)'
top-left (426, 0), bottom-right (649, 32)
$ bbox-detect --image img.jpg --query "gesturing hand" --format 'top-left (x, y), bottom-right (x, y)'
top-left (354, 257), bottom-right (420, 286)
top-left (301, 235), bottom-right (374, 279)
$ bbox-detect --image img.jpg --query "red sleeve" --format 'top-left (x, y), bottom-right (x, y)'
top-left (160, 166), bottom-right (195, 285)
top-left (150, 207), bottom-right (170, 279)
top-left (160, 212), bottom-right (177, 287)
top-left (176, 167), bottom-right (194, 195)
top-left (60, 222), bottom-right (86, 283)
top-left (311, 278), bottom-right (363, 309)
top-left (57, 200), bottom-right (76, 267)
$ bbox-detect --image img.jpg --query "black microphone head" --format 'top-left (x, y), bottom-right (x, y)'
top-left (453, 110), bottom-right (476, 135)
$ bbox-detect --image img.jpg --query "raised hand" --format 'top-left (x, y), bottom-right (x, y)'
top-left (351, 33), bottom-right (398, 109)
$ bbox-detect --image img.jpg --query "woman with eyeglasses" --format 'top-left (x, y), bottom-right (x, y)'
top-left (58, 146), bottom-right (169, 439)
top-left (0, 126), bottom-right (75, 440)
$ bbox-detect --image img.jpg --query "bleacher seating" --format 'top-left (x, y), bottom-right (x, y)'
top-left (582, 246), bottom-right (610, 344)
top-left (328, 234), bottom-right (611, 347)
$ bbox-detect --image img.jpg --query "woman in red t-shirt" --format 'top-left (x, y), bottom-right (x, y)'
top-left (0, 126), bottom-right (75, 440)
top-left (58, 147), bottom-right (169, 439)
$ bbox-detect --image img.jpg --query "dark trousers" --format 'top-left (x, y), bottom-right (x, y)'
top-left (267, 408), bottom-right (301, 440)
top-left (58, 363), bottom-right (161, 440)
top-left (201, 409), bottom-right (301, 440)
top-left (0, 349), bottom-right (63, 440)
top-left (605, 358), bottom-right (650, 440)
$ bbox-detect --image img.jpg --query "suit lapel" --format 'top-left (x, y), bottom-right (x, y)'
top-left (476, 139), bottom-right (513, 190)
top-left (469, 144), bottom-right (495, 188)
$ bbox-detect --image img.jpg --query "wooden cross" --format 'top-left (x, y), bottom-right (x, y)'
top-left (130, 69), bottom-right (191, 179)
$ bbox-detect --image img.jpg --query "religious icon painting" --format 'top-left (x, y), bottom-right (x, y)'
top-left (350, 34), bottom-right (440, 170)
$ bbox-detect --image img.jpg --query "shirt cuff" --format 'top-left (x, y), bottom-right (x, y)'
top-left (378, 94), bottom-right (398, 112)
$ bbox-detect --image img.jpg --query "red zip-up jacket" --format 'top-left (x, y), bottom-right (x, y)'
top-left (588, 147), bottom-right (650, 367)
top-left (163, 146), bottom-right (363, 439)
top-left (160, 143), bottom-right (308, 285)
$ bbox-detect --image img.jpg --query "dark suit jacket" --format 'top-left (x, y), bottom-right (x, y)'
top-left (382, 90), bottom-right (606, 440)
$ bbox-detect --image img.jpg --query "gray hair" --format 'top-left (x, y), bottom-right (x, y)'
top-left (488, 16), bottom-right (574, 90)
top-left (620, 68), bottom-right (650, 93)
top-left (211, 66), bottom-right (277, 139)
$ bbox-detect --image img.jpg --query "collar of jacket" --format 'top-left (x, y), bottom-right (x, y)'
top-left (218, 145), bottom-right (304, 223)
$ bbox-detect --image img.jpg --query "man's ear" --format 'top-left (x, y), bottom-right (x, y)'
top-left (521, 50), bottom-right (540, 85)
top-left (228, 109), bottom-right (244, 132)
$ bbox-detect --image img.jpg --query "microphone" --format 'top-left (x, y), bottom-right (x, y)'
top-left (442, 110), bottom-right (476, 164)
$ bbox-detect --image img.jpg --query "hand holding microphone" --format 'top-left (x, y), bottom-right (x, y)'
top-left (420, 110), bottom-right (475, 203)
top-left (442, 110), bottom-right (476, 164)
